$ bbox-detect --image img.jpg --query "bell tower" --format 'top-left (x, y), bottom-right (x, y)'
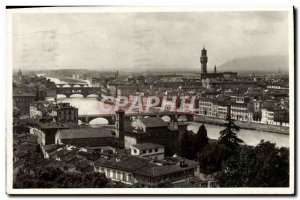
top-left (115, 109), bottom-right (125, 148)
top-left (200, 46), bottom-right (208, 74)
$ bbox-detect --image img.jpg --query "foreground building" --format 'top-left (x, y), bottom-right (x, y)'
top-left (94, 155), bottom-right (199, 187)
top-left (55, 127), bottom-right (115, 148)
top-left (123, 117), bottom-right (187, 156)
top-left (131, 143), bottom-right (165, 160)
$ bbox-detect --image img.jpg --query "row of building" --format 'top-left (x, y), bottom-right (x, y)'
top-left (14, 105), bottom-right (214, 187)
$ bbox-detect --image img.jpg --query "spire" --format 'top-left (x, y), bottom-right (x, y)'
top-left (17, 68), bottom-right (22, 75)
top-left (214, 65), bottom-right (217, 73)
top-left (203, 45), bottom-right (205, 50)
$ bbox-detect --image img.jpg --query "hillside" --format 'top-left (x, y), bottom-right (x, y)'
top-left (218, 55), bottom-right (289, 72)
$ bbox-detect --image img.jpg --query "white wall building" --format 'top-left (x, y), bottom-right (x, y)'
top-left (131, 143), bottom-right (165, 160)
top-left (261, 108), bottom-right (280, 125)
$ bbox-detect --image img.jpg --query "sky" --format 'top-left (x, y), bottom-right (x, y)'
top-left (11, 10), bottom-right (290, 72)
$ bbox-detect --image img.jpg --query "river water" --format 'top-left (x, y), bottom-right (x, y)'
top-left (51, 96), bottom-right (289, 148)
top-left (46, 77), bottom-right (289, 148)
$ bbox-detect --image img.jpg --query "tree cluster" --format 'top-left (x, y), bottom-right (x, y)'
top-left (179, 124), bottom-right (209, 160)
top-left (217, 141), bottom-right (289, 187)
top-left (196, 117), bottom-right (289, 187)
top-left (14, 167), bottom-right (108, 188)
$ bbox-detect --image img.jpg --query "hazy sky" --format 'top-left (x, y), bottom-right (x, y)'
top-left (11, 11), bottom-right (289, 71)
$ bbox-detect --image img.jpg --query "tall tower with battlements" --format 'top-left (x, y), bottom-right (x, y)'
top-left (200, 47), bottom-right (208, 74)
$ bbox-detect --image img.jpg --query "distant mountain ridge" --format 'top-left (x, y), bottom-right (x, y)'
top-left (218, 55), bottom-right (289, 72)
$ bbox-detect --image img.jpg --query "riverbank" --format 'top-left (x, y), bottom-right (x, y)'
top-left (194, 115), bottom-right (289, 135)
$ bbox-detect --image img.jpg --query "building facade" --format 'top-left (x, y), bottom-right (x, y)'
top-left (51, 103), bottom-right (78, 123)
top-left (131, 143), bottom-right (165, 160)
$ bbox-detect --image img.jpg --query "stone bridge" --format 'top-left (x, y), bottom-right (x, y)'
top-left (78, 111), bottom-right (194, 125)
top-left (56, 83), bottom-right (88, 87)
top-left (56, 85), bottom-right (101, 98)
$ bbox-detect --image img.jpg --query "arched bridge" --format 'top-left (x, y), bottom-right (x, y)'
top-left (78, 111), bottom-right (194, 125)
top-left (56, 85), bottom-right (101, 98)
top-left (56, 83), bottom-right (88, 87)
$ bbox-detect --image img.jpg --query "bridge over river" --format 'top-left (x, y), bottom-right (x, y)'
top-left (55, 84), bottom-right (102, 98)
top-left (78, 111), bottom-right (194, 124)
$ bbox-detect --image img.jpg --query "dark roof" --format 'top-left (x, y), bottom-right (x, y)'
top-left (68, 157), bottom-right (83, 165)
top-left (134, 161), bottom-right (197, 177)
top-left (58, 127), bottom-right (113, 139)
top-left (61, 152), bottom-right (77, 163)
top-left (43, 144), bottom-right (62, 153)
top-left (38, 122), bottom-right (68, 129)
top-left (94, 156), bottom-right (150, 172)
top-left (13, 92), bottom-right (36, 97)
top-left (139, 118), bottom-right (168, 128)
top-left (133, 143), bottom-right (164, 151)
top-left (56, 149), bottom-right (72, 157)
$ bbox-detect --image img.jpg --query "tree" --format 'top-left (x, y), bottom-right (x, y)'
top-left (14, 167), bottom-right (108, 188)
top-left (187, 124), bottom-right (210, 160)
top-left (197, 143), bottom-right (231, 174)
top-left (218, 117), bottom-right (244, 150)
top-left (178, 131), bottom-right (193, 159)
top-left (196, 124), bottom-right (209, 150)
top-left (217, 141), bottom-right (289, 187)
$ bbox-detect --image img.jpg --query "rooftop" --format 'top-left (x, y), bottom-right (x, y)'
top-left (133, 143), bottom-right (164, 151)
top-left (38, 122), bottom-right (69, 129)
top-left (58, 127), bottom-right (113, 139)
top-left (139, 118), bottom-right (168, 128)
top-left (134, 161), bottom-right (196, 177)
top-left (13, 92), bottom-right (36, 97)
top-left (94, 155), bottom-right (150, 172)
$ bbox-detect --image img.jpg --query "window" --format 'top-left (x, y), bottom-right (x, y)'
top-left (117, 171), bottom-right (121, 180)
top-left (113, 170), bottom-right (116, 179)
top-left (128, 174), bottom-right (132, 182)
top-left (101, 167), bottom-right (105, 172)
top-left (142, 150), bottom-right (146, 154)
top-left (155, 148), bottom-right (158, 152)
top-left (122, 173), bottom-right (126, 181)
top-left (133, 149), bottom-right (137, 154)
top-left (149, 149), bottom-right (152, 153)
top-left (107, 169), bottom-right (110, 177)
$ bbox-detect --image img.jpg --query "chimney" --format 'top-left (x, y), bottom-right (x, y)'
top-left (179, 160), bottom-right (186, 167)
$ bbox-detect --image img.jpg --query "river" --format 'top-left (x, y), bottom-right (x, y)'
top-left (45, 77), bottom-right (289, 148)
top-left (50, 96), bottom-right (289, 148)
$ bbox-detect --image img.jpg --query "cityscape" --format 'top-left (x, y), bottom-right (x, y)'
top-left (9, 8), bottom-right (293, 194)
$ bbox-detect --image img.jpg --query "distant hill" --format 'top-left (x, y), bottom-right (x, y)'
top-left (219, 55), bottom-right (289, 72)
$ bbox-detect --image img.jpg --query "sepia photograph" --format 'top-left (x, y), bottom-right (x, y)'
top-left (6, 6), bottom-right (294, 195)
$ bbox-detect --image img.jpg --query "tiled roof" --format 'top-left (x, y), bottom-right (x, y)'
top-left (58, 127), bottom-right (113, 139)
top-left (43, 144), bottom-right (61, 153)
top-left (38, 122), bottom-right (68, 129)
top-left (13, 92), bottom-right (36, 97)
top-left (94, 155), bottom-right (198, 177)
top-left (94, 156), bottom-right (150, 172)
top-left (56, 149), bottom-right (72, 157)
top-left (134, 160), bottom-right (197, 177)
top-left (139, 118), bottom-right (168, 128)
top-left (133, 143), bottom-right (164, 151)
